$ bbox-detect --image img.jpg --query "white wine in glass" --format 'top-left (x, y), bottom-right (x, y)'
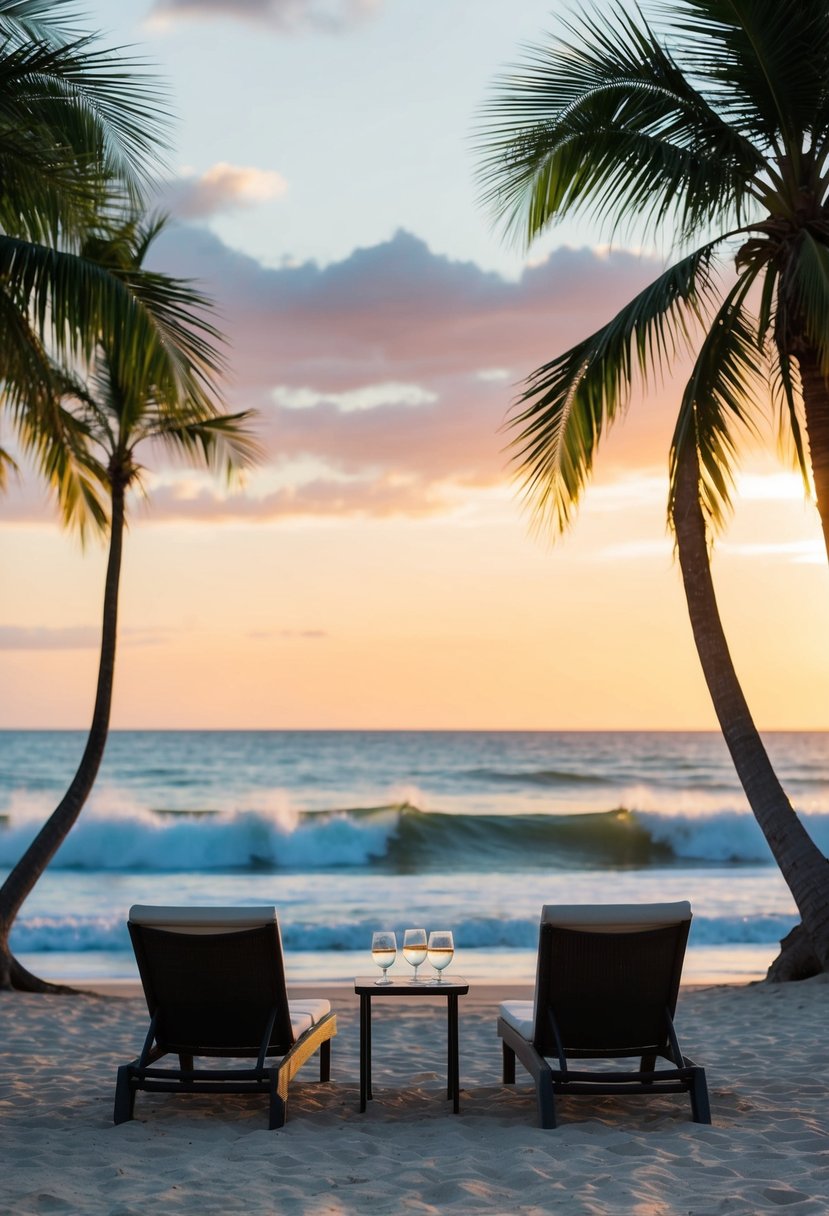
top-left (402, 928), bottom-right (428, 983)
top-left (427, 930), bottom-right (454, 983)
top-left (371, 931), bottom-right (397, 985)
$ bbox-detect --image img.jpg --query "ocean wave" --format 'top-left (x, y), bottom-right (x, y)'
top-left (9, 910), bottom-right (797, 954)
top-left (2, 802), bottom-right (828, 873)
top-left (464, 767), bottom-right (609, 787)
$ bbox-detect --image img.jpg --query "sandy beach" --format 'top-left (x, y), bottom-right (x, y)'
top-left (1, 977), bottom-right (827, 1215)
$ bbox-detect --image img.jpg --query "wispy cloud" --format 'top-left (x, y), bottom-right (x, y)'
top-left (0, 626), bottom-right (100, 651)
top-left (143, 474), bottom-right (460, 522)
top-left (149, 0), bottom-right (381, 33)
top-left (247, 628), bottom-right (327, 638)
top-left (272, 381), bottom-right (436, 412)
top-left (720, 539), bottom-right (824, 564)
top-left (0, 627), bottom-right (168, 650)
top-left (475, 368), bottom-right (513, 383)
top-left (735, 472), bottom-right (809, 502)
top-left (160, 163), bottom-right (288, 220)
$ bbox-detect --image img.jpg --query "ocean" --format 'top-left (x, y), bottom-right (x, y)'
top-left (2, 730), bottom-right (826, 986)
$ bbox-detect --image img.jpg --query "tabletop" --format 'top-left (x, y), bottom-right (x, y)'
top-left (354, 976), bottom-right (469, 994)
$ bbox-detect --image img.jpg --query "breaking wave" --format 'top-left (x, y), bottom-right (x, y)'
top-left (2, 801), bottom-right (829, 872)
top-left (9, 909), bottom-right (797, 955)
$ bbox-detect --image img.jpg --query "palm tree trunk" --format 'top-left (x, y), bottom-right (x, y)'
top-left (796, 347), bottom-right (829, 563)
top-left (0, 474), bottom-right (125, 991)
top-left (672, 441), bottom-right (829, 974)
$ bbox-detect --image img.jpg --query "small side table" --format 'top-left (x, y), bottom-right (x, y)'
top-left (354, 976), bottom-right (469, 1113)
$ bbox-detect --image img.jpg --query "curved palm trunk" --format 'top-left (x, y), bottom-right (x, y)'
top-left (672, 442), bottom-right (829, 974)
top-left (0, 475), bottom-right (125, 991)
top-left (797, 348), bottom-right (829, 563)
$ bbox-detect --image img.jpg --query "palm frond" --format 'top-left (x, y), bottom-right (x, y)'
top-left (0, 10), bottom-right (170, 218)
top-left (8, 353), bottom-right (110, 539)
top-left (0, 234), bottom-right (225, 411)
top-left (0, 280), bottom-right (63, 429)
top-left (147, 410), bottom-right (261, 484)
top-left (770, 351), bottom-right (810, 487)
top-left (785, 232), bottom-right (829, 377)
top-left (667, 1), bottom-right (829, 156)
top-left (0, 0), bottom-right (89, 45)
top-left (0, 443), bottom-right (19, 489)
top-left (476, 2), bottom-right (764, 249)
top-left (41, 216), bottom-right (260, 538)
top-left (669, 267), bottom-right (767, 529)
top-left (34, 403), bottom-right (109, 539)
top-left (509, 241), bottom-right (721, 534)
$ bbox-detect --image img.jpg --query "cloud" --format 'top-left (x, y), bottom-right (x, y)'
top-left (272, 381), bottom-right (436, 412)
top-left (476, 368), bottom-right (513, 383)
top-left (152, 227), bottom-right (670, 402)
top-left (4, 227), bottom-right (684, 528)
top-left (247, 628), bottom-right (327, 638)
top-left (149, 0), bottom-right (381, 32)
top-left (160, 163), bottom-right (288, 220)
top-left (720, 539), bottom-right (824, 564)
top-left (0, 626), bottom-right (101, 651)
top-left (138, 226), bottom-right (678, 521)
top-left (142, 473), bottom-right (461, 522)
top-left (0, 627), bottom-right (167, 650)
top-left (735, 472), bottom-right (808, 502)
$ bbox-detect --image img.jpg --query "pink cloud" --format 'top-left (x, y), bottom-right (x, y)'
top-left (150, 0), bottom-right (381, 32)
top-left (160, 163), bottom-right (288, 220)
top-left (4, 229), bottom-right (686, 527)
top-left (153, 228), bottom-right (666, 398)
top-left (143, 227), bottom-right (681, 520)
top-left (142, 473), bottom-right (458, 522)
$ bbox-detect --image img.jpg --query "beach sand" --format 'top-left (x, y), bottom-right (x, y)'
top-left (1, 978), bottom-right (827, 1215)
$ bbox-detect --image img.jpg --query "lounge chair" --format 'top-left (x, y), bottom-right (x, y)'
top-left (498, 902), bottom-right (710, 1127)
top-left (114, 905), bottom-right (337, 1129)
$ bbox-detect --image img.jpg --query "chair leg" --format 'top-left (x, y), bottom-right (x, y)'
top-left (689, 1068), bottom-right (711, 1124)
top-left (640, 1051), bottom-right (656, 1080)
top-left (319, 1038), bottom-right (331, 1083)
top-left (536, 1070), bottom-right (556, 1129)
top-left (113, 1066), bottom-right (136, 1125)
top-left (502, 1041), bottom-right (516, 1084)
top-left (268, 1069), bottom-right (286, 1130)
top-left (178, 1053), bottom-right (194, 1071)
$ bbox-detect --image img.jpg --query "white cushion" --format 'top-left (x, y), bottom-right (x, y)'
top-left (289, 998), bottom-right (331, 1039)
top-left (500, 1000), bottom-right (535, 1042)
top-left (541, 901), bottom-right (691, 932)
top-left (129, 905), bottom-right (277, 934)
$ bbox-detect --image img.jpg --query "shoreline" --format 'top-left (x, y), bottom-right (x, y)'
top-left (74, 976), bottom-right (736, 1000)
top-left (16, 940), bottom-right (777, 990)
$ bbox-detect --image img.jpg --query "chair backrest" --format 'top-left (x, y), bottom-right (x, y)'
top-left (128, 905), bottom-right (294, 1054)
top-left (533, 902), bottom-right (692, 1055)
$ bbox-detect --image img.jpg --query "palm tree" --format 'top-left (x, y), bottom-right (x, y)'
top-left (0, 217), bottom-right (258, 991)
top-left (0, 0), bottom-right (175, 477)
top-left (476, 0), bottom-right (829, 973)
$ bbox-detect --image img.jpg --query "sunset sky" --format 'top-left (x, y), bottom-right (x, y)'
top-left (2, 0), bottom-right (828, 730)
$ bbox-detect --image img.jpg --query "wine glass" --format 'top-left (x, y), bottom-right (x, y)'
top-left (371, 931), bottom-right (397, 985)
top-left (427, 930), bottom-right (454, 983)
top-left (402, 928), bottom-right (428, 983)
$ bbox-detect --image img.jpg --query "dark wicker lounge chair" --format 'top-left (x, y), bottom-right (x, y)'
top-left (498, 902), bottom-right (710, 1128)
top-left (114, 905), bottom-right (337, 1129)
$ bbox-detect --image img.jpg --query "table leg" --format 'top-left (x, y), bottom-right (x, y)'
top-left (366, 995), bottom-right (372, 1100)
top-left (448, 993), bottom-right (460, 1113)
top-left (359, 992), bottom-right (373, 1111)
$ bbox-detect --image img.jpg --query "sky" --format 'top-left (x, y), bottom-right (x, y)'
top-left (2, 0), bottom-right (829, 730)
